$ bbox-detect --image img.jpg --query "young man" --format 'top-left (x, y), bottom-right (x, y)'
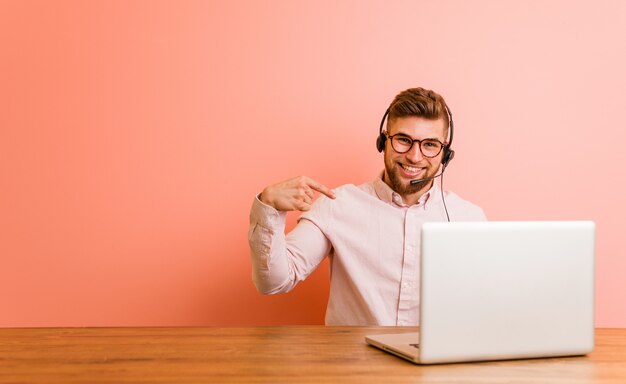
top-left (248, 87), bottom-right (486, 325)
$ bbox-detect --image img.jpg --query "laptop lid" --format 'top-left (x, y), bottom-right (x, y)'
top-left (418, 221), bottom-right (595, 364)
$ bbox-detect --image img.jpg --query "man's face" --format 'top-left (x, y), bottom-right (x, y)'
top-left (383, 116), bottom-right (447, 202)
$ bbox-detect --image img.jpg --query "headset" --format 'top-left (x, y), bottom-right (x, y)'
top-left (376, 105), bottom-right (455, 168)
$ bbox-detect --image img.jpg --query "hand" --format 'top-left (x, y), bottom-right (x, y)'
top-left (259, 176), bottom-right (336, 212)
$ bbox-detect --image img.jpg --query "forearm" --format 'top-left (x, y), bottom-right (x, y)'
top-left (248, 195), bottom-right (330, 294)
top-left (248, 205), bottom-right (295, 294)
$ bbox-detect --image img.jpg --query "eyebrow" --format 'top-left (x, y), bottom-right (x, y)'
top-left (394, 132), bottom-right (442, 142)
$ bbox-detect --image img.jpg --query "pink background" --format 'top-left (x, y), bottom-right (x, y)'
top-left (1, 0), bottom-right (625, 327)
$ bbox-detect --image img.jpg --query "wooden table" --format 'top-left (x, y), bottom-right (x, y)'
top-left (1, 326), bottom-right (625, 383)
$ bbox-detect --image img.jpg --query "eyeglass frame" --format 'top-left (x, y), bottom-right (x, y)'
top-left (383, 132), bottom-right (448, 158)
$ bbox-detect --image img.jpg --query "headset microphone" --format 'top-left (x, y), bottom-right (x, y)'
top-left (410, 172), bottom-right (443, 185)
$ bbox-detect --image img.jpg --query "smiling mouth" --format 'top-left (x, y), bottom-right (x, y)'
top-left (399, 163), bottom-right (424, 175)
top-left (401, 164), bottom-right (420, 173)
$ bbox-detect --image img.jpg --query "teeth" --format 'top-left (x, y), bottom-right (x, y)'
top-left (402, 165), bottom-right (419, 172)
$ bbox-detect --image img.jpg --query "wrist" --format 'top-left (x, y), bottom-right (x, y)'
top-left (259, 189), bottom-right (274, 207)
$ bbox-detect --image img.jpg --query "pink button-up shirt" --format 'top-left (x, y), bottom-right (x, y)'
top-left (248, 174), bottom-right (486, 325)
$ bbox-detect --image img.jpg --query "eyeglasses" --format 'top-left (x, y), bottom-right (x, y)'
top-left (385, 133), bottom-right (445, 157)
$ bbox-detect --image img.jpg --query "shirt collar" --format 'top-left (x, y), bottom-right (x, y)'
top-left (373, 171), bottom-right (437, 208)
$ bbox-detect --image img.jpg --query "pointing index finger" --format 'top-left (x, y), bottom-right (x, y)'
top-left (307, 178), bottom-right (336, 199)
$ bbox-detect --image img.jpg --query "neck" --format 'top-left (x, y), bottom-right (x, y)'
top-left (403, 181), bottom-right (433, 206)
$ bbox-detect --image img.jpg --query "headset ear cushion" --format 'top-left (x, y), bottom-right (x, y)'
top-left (376, 134), bottom-right (386, 152)
top-left (442, 148), bottom-right (455, 166)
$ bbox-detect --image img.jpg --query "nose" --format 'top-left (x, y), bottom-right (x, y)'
top-left (405, 143), bottom-right (424, 163)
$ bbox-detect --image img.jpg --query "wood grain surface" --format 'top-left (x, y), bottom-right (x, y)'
top-left (1, 326), bottom-right (625, 383)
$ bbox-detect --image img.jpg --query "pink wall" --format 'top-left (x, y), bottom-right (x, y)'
top-left (1, 0), bottom-right (625, 327)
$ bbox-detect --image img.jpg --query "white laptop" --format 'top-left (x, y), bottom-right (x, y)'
top-left (365, 221), bottom-right (595, 364)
